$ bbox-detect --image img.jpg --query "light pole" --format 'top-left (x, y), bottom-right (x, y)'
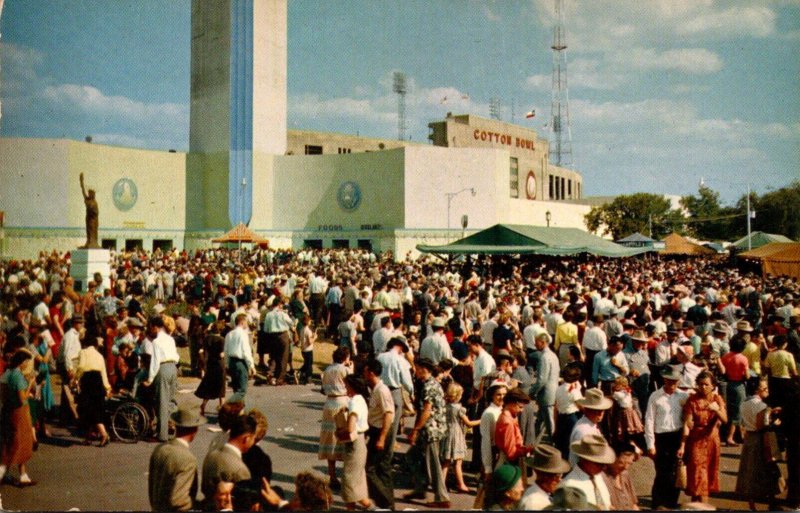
top-left (446, 187), bottom-right (476, 241)
top-left (546, 210), bottom-right (552, 227)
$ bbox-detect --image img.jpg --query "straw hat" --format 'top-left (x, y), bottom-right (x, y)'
top-left (661, 365), bottom-right (683, 381)
top-left (736, 320), bottom-right (753, 333)
top-left (631, 330), bottom-right (648, 343)
top-left (528, 444), bottom-right (571, 474)
top-left (570, 433), bottom-right (616, 464)
top-left (575, 388), bottom-right (612, 411)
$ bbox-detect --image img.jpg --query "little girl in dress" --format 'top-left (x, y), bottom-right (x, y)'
top-left (609, 376), bottom-right (645, 450)
top-left (440, 383), bottom-right (481, 493)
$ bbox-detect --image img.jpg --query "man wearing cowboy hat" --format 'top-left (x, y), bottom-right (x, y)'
top-left (568, 389), bottom-right (613, 466)
top-left (626, 330), bottom-right (652, 414)
top-left (644, 366), bottom-right (689, 509)
top-left (531, 331), bottom-right (560, 439)
top-left (148, 405), bottom-right (207, 511)
top-left (560, 433), bottom-right (615, 509)
top-left (519, 444), bottom-right (572, 510)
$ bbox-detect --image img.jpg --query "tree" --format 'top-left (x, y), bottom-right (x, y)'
top-left (585, 193), bottom-right (682, 240)
top-left (752, 181), bottom-right (800, 240)
top-left (680, 185), bottom-right (738, 241)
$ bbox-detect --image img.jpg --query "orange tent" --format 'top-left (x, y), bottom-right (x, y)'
top-left (212, 223), bottom-right (269, 245)
top-left (740, 242), bottom-right (800, 280)
top-left (659, 233), bottom-right (716, 256)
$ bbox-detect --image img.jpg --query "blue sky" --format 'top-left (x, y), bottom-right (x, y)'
top-left (1, 0), bottom-right (798, 203)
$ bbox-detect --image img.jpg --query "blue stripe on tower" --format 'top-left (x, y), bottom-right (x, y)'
top-left (228, 0), bottom-right (254, 227)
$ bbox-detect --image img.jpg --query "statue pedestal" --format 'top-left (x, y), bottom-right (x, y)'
top-left (70, 248), bottom-right (111, 293)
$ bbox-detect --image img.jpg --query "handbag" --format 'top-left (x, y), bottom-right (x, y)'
top-left (674, 459), bottom-right (687, 490)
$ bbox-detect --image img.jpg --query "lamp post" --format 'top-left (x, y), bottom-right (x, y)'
top-left (546, 210), bottom-right (552, 227)
top-left (446, 187), bottom-right (476, 242)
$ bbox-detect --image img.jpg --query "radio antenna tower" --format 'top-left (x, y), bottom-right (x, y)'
top-left (393, 72), bottom-right (408, 141)
top-left (489, 97), bottom-right (502, 120)
top-left (549, 0), bottom-right (573, 168)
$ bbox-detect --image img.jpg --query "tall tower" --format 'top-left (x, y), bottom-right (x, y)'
top-left (188, 0), bottom-right (287, 230)
top-left (393, 72), bottom-right (408, 141)
top-left (489, 97), bottom-right (502, 120)
top-left (548, 0), bottom-right (573, 168)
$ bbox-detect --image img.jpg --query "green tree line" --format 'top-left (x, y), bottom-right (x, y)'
top-left (584, 181), bottom-right (800, 242)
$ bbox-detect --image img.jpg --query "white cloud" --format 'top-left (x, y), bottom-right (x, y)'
top-left (677, 6), bottom-right (776, 38)
top-left (625, 48), bottom-right (723, 74)
top-left (41, 84), bottom-right (187, 124)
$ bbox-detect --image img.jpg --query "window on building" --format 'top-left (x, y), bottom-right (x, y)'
top-left (577, 182), bottom-right (581, 199)
top-left (303, 239), bottom-right (323, 249)
top-left (509, 157), bottom-right (519, 198)
top-left (337, 147), bottom-right (351, 154)
top-left (304, 145), bottom-right (323, 155)
top-left (568, 180), bottom-right (572, 198)
top-left (549, 175), bottom-right (554, 200)
top-left (560, 177), bottom-right (566, 200)
top-left (357, 239), bottom-right (373, 252)
top-left (125, 239), bottom-right (143, 252)
top-left (101, 239), bottom-right (117, 250)
top-left (153, 239), bottom-right (174, 252)
top-left (554, 175), bottom-right (560, 200)
top-left (332, 239), bottom-right (350, 249)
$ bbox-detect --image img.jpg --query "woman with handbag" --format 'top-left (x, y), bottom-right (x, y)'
top-left (677, 370), bottom-right (727, 503)
top-left (337, 374), bottom-right (373, 510)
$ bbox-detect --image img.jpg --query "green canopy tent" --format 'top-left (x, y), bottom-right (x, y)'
top-left (416, 224), bottom-right (652, 257)
top-left (731, 231), bottom-right (793, 251)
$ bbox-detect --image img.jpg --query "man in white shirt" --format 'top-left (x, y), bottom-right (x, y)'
top-left (144, 315), bottom-right (181, 442)
top-left (559, 434), bottom-right (615, 510)
top-left (522, 312), bottom-right (548, 353)
top-left (371, 315), bottom-right (394, 355)
top-left (520, 444), bottom-right (571, 510)
top-left (419, 318), bottom-right (453, 365)
top-left (225, 313), bottom-right (255, 403)
top-left (582, 314), bottom-right (608, 385)
top-left (468, 335), bottom-right (496, 392)
top-left (58, 315), bottom-right (84, 423)
top-left (644, 366), bottom-right (689, 509)
top-left (568, 389), bottom-right (612, 465)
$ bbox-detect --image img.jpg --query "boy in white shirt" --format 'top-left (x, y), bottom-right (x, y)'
top-left (299, 316), bottom-right (317, 384)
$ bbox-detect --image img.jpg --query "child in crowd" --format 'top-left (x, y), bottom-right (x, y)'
top-left (609, 376), bottom-right (644, 450)
top-left (554, 365), bottom-right (583, 459)
top-left (298, 316), bottom-right (316, 384)
top-left (441, 383), bottom-right (481, 493)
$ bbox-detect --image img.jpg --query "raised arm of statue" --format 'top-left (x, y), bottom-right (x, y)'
top-left (80, 173), bottom-right (89, 201)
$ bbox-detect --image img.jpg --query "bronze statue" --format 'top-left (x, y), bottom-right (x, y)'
top-left (79, 173), bottom-right (100, 249)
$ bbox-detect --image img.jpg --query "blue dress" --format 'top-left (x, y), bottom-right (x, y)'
top-left (440, 403), bottom-right (468, 460)
top-left (35, 341), bottom-right (54, 412)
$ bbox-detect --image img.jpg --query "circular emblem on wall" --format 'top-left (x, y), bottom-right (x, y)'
top-left (525, 171), bottom-right (537, 200)
top-left (337, 181), bottom-right (362, 211)
top-left (112, 178), bottom-right (138, 211)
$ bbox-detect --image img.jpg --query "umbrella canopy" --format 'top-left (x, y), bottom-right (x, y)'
top-left (416, 224), bottom-right (650, 257)
top-left (211, 223), bottom-right (269, 244)
top-left (659, 233), bottom-right (716, 256)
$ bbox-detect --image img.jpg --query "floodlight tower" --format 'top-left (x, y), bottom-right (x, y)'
top-left (549, 0), bottom-right (573, 168)
top-left (393, 72), bottom-right (408, 141)
top-left (489, 97), bottom-right (502, 120)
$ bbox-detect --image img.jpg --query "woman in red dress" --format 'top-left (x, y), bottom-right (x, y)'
top-left (678, 370), bottom-right (728, 503)
top-left (48, 292), bottom-right (65, 358)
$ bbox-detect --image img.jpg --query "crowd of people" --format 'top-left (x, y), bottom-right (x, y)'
top-left (0, 246), bottom-right (798, 510)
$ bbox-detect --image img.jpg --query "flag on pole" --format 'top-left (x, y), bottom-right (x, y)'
top-left (525, 109), bottom-right (535, 118)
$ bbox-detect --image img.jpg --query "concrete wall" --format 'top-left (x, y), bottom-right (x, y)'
top-left (271, 148), bottom-right (405, 230)
top-left (253, 0), bottom-right (287, 155)
top-left (403, 146), bottom-right (507, 230)
top-left (0, 138), bottom-right (69, 228)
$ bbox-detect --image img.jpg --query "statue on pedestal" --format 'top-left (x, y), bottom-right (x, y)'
top-left (79, 173), bottom-right (100, 249)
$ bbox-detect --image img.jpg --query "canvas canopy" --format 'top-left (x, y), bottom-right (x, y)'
top-left (731, 231), bottom-right (793, 250)
top-left (416, 224), bottom-right (650, 257)
top-left (739, 242), bottom-right (800, 280)
top-left (660, 233), bottom-right (716, 256)
top-left (617, 232), bottom-right (656, 244)
top-left (212, 223), bottom-right (269, 244)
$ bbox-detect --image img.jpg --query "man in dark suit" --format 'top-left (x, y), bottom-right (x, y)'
top-left (201, 413), bottom-right (258, 505)
top-left (148, 406), bottom-right (206, 511)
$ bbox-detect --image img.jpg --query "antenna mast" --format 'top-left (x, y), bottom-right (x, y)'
top-left (393, 72), bottom-right (408, 141)
top-left (549, 0), bottom-right (573, 168)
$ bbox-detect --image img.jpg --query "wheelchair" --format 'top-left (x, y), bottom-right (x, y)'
top-left (105, 392), bottom-right (156, 443)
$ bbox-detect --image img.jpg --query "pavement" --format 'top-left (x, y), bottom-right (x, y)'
top-left (0, 341), bottom-right (790, 511)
